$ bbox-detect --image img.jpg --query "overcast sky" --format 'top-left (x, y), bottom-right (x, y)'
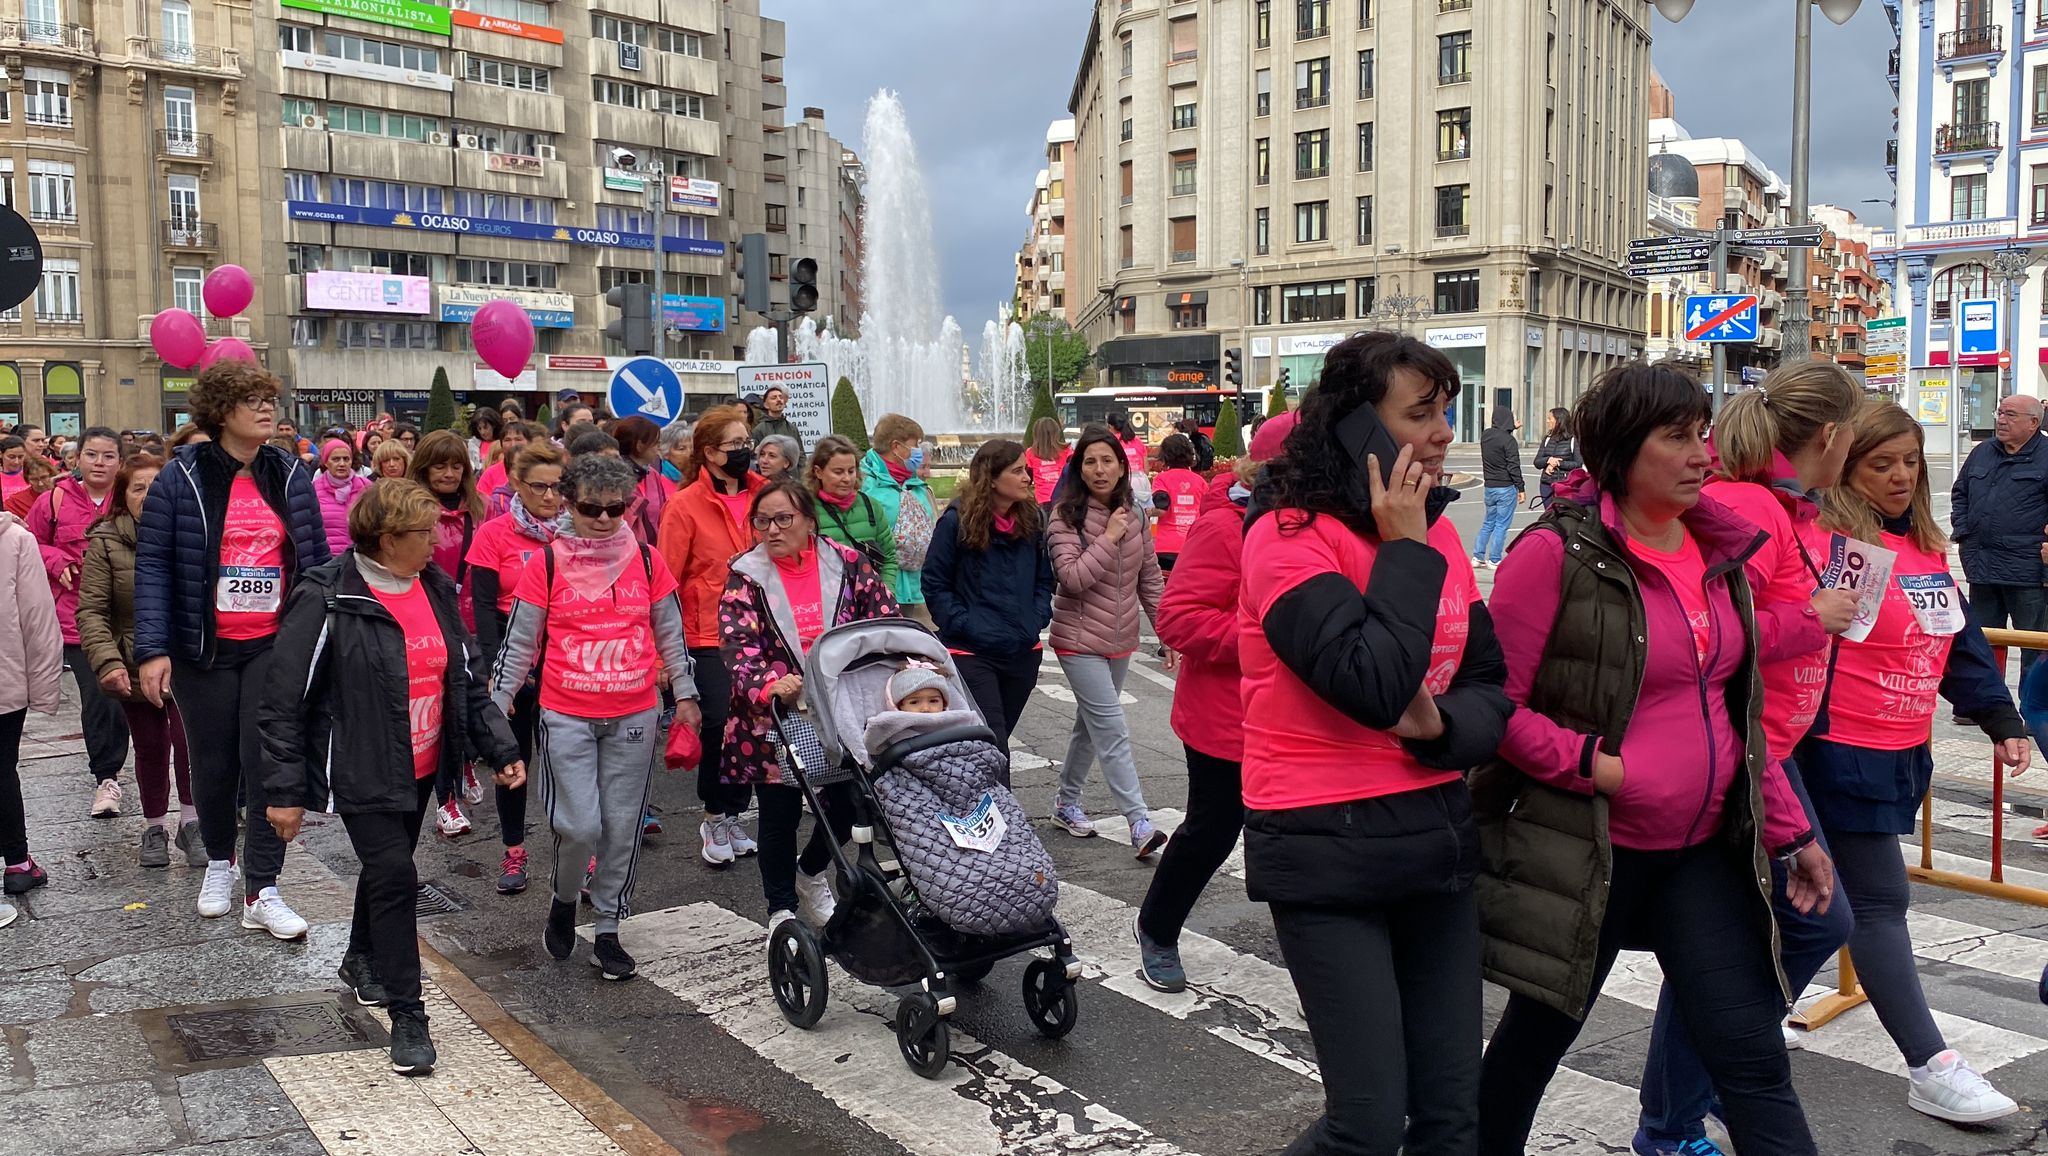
top-left (776, 1), bottom-right (1898, 339)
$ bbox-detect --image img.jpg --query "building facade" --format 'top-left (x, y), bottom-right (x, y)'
top-left (0, 5), bottom-right (262, 434)
top-left (789, 105), bottom-right (865, 332)
top-left (1015, 118), bottom-right (1073, 325)
top-left (1064, 0), bottom-right (1651, 441)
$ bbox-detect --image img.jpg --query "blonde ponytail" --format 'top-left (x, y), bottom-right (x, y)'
top-left (1713, 361), bottom-right (1861, 482)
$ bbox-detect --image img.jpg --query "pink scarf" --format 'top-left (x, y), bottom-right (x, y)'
top-left (553, 525), bottom-right (637, 601)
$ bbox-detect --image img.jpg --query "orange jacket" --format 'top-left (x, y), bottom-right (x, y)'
top-left (658, 469), bottom-right (767, 648)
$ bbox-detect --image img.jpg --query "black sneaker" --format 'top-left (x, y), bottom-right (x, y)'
top-left (387, 1007), bottom-right (436, 1076)
top-left (590, 933), bottom-right (637, 981)
top-left (338, 951), bottom-right (390, 1007)
top-left (544, 898), bottom-right (577, 961)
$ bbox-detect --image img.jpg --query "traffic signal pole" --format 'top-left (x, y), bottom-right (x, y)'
top-left (650, 166), bottom-right (667, 363)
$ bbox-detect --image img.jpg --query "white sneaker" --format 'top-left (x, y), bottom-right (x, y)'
top-left (241, 886), bottom-right (310, 941)
top-left (0, 901), bottom-right (15, 929)
top-left (767, 909), bottom-right (795, 934)
top-left (722, 814), bottom-right (758, 857)
top-left (795, 867), bottom-right (837, 926)
top-left (91, 779), bottom-right (123, 818)
top-left (1908, 1049), bottom-right (2018, 1123)
top-left (1782, 1021), bottom-right (1804, 1051)
top-left (700, 819), bottom-right (735, 866)
top-left (197, 860), bottom-right (237, 918)
top-left (460, 763), bottom-right (485, 805)
top-left (435, 801), bottom-right (471, 838)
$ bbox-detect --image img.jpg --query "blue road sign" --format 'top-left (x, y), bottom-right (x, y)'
top-left (1683, 294), bottom-right (1760, 344)
top-left (608, 356), bottom-right (683, 428)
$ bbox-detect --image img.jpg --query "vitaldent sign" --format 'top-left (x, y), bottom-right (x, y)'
top-left (279, 0), bottom-right (450, 36)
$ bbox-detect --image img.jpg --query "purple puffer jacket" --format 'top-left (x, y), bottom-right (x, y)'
top-left (312, 470), bottom-right (370, 557)
top-left (27, 476), bottom-right (114, 645)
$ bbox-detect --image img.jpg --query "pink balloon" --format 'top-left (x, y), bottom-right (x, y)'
top-left (201, 265), bottom-right (254, 318)
top-left (199, 337), bottom-right (257, 370)
top-left (471, 298), bottom-right (535, 380)
top-left (149, 308), bottom-right (207, 369)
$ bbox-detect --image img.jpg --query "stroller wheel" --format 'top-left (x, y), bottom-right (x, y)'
top-left (768, 919), bottom-right (829, 1029)
top-left (948, 960), bottom-right (995, 986)
top-left (894, 993), bottom-right (950, 1079)
top-left (1022, 958), bottom-right (1079, 1039)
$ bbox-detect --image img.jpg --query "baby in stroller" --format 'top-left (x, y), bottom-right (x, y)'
top-left (862, 661), bottom-right (1059, 938)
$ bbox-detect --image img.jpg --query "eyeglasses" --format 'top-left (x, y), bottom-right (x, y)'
top-left (574, 500), bottom-right (627, 519)
top-left (520, 480), bottom-right (561, 494)
top-left (238, 397), bottom-right (279, 412)
top-left (749, 511), bottom-right (800, 531)
top-left (716, 439), bottom-right (751, 452)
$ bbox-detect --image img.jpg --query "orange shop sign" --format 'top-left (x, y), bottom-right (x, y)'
top-left (450, 7), bottom-right (564, 43)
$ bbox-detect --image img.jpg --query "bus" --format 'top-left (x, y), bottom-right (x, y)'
top-left (1053, 386), bottom-right (1255, 442)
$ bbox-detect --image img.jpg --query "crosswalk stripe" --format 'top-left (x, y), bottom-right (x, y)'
top-left (1091, 808), bottom-right (1245, 880)
top-left (1907, 910), bottom-right (2048, 982)
top-left (605, 902), bottom-right (1201, 1156)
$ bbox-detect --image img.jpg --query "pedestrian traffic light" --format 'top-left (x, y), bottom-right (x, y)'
top-left (1277, 366), bottom-right (1291, 391)
top-left (604, 283), bottom-right (655, 355)
top-left (738, 232), bottom-right (770, 315)
top-left (1224, 347), bottom-right (1242, 389)
top-left (791, 256), bottom-right (819, 314)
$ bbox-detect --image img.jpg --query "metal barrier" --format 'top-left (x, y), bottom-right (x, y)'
top-left (1791, 627), bottom-right (2048, 1031)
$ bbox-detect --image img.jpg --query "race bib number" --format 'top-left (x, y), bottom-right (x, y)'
top-left (1898, 573), bottom-right (1964, 637)
top-left (1818, 534), bottom-right (1897, 644)
top-left (936, 791), bottom-right (1006, 853)
top-left (215, 566), bottom-right (282, 614)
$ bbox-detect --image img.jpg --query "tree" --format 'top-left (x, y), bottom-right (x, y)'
top-left (1026, 382), bottom-right (1057, 432)
top-left (1211, 398), bottom-right (1244, 460)
top-left (832, 377), bottom-right (870, 453)
top-left (1265, 382), bottom-right (1289, 418)
top-left (425, 367), bottom-right (456, 433)
top-left (1020, 314), bottom-right (1093, 394)
top-left (534, 402), bottom-right (553, 430)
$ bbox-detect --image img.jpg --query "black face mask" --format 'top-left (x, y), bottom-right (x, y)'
top-left (721, 446), bottom-right (754, 478)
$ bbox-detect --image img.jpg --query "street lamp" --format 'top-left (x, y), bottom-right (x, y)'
top-left (1989, 247), bottom-right (2035, 396)
top-left (1365, 276), bottom-right (1434, 333)
top-left (1653, 0), bottom-right (1862, 365)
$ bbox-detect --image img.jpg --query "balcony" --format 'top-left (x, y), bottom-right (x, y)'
top-left (1936, 25), bottom-right (2001, 79)
top-left (1439, 70), bottom-right (1468, 85)
top-left (1296, 164), bottom-right (1329, 179)
top-left (1887, 47), bottom-right (1899, 93)
top-left (1295, 90), bottom-right (1330, 110)
top-left (1297, 21), bottom-right (1329, 41)
top-left (28, 210), bottom-right (79, 236)
top-left (1935, 120), bottom-right (2000, 170)
top-left (1438, 142), bottom-right (1470, 162)
top-left (1171, 248), bottom-right (1197, 263)
top-left (156, 129), bottom-right (213, 162)
top-left (1885, 137), bottom-right (1898, 176)
top-left (1439, 0), bottom-right (1471, 9)
top-left (0, 20), bottom-right (94, 55)
top-left (161, 220), bottom-right (220, 251)
top-left (137, 38), bottom-right (225, 70)
top-left (1435, 222), bottom-right (1469, 238)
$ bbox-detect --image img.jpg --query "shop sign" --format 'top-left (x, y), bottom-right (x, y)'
top-left (298, 388), bottom-right (382, 404)
top-left (1276, 332), bottom-right (1349, 357)
top-left (1165, 369), bottom-right (1210, 386)
top-left (669, 177), bottom-right (721, 213)
top-left (473, 362), bottom-right (538, 390)
top-left (281, 0), bottom-right (450, 36)
top-left (448, 7), bottom-right (564, 43)
top-left (285, 202), bottom-right (726, 257)
top-left (619, 41), bottom-right (641, 71)
top-left (161, 374), bottom-right (195, 393)
top-left (305, 271), bottom-right (433, 315)
top-left (280, 49), bottom-right (454, 91)
top-left (486, 153), bottom-right (544, 177)
top-left (547, 356), bottom-right (609, 372)
top-left (1425, 325), bottom-right (1487, 349)
top-left (662, 293), bottom-right (725, 333)
top-left (604, 168), bottom-right (646, 192)
top-left (438, 285), bottom-right (575, 329)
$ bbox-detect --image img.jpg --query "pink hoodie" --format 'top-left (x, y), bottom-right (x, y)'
top-left (1490, 474), bottom-right (1810, 853)
top-left (27, 475), bottom-right (113, 645)
top-left (0, 513), bottom-right (64, 714)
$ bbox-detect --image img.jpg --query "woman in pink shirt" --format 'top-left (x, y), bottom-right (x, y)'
top-left (1146, 433), bottom-right (1207, 571)
top-left (1023, 417), bottom-right (1069, 511)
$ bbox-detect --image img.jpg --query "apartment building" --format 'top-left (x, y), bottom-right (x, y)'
top-left (1064, 0), bottom-right (1651, 441)
top-left (0, 4), bottom-right (262, 433)
top-left (789, 105), bottom-right (866, 330)
top-left (1809, 203), bottom-right (1892, 380)
top-left (1015, 119), bottom-right (1074, 325)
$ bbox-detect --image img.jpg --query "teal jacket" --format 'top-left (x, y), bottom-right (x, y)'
top-left (816, 490), bottom-right (899, 594)
top-left (858, 448), bottom-right (934, 605)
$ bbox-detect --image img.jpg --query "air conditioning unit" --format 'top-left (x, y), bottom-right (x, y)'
top-left (298, 114), bottom-right (321, 129)
top-left (428, 131), bottom-right (450, 147)
top-left (537, 143), bottom-right (557, 160)
top-left (457, 134), bottom-right (480, 150)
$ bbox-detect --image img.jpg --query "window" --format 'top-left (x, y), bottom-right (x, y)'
top-left (284, 172), bottom-right (322, 201)
top-left (1171, 86), bottom-right (1197, 130)
top-left (339, 320), bottom-right (436, 349)
top-left (656, 28), bottom-right (705, 56)
top-left (328, 105), bottom-right (439, 141)
top-left (1255, 137), bottom-right (1270, 185)
top-left (36, 259), bottom-right (80, 322)
top-left (453, 258), bottom-right (559, 289)
top-left (161, 0), bottom-right (193, 55)
top-left (1434, 269), bottom-right (1479, 314)
top-left (1281, 280), bottom-right (1345, 323)
top-left (1356, 195), bottom-right (1373, 243)
top-left (1952, 172), bottom-right (1988, 220)
top-left (457, 0), bottom-right (550, 25)
top-left (1119, 225), bottom-right (1134, 269)
top-left (167, 174), bottom-right (201, 227)
top-left (1169, 16), bottom-right (1198, 62)
top-left (1295, 129), bottom-right (1329, 178)
top-left (1121, 97), bottom-right (1133, 140)
top-left (279, 23), bottom-right (312, 52)
top-left (1435, 184), bottom-right (1470, 236)
top-left (590, 13), bottom-right (647, 46)
top-left (466, 56), bottom-right (551, 92)
top-left (1119, 34), bottom-right (1132, 77)
top-left (26, 161), bottom-right (74, 223)
top-left (1356, 50), bottom-right (1374, 98)
top-left (455, 123), bottom-right (551, 157)
top-left (653, 89), bottom-right (707, 119)
top-left (449, 192), bottom-right (555, 223)
top-left (24, 68), bottom-right (70, 127)
top-left (25, 0), bottom-right (61, 41)
top-left (593, 78), bottom-right (641, 108)
top-left (172, 267), bottom-right (203, 317)
top-left (1295, 57), bottom-right (1331, 108)
top-left (310, 29), bottom-right (440, 71)
top-left (1439, 31), bottom-right (1471, 84)
top-left (1357, 122), bottom-right (1374, 171)
top-left (328, 178), bottom-right (442, 212)
top-left (2034, 65), bottom-right (2048, 130)
top-left (1171, 151), bottom-right (1197, 196)
top-left (1171, 298), bottom-right (1206, 329)
top-left (0, 161), bottom-right (12, 210)
top-left (1437, 107), bottom-right (1471, 160)
top-left (1170, 217), bottom-right (1197, 264)
top-left (1255, 0), bottom-right (1271, 47)
top-left (164, 87), bottom-right (197, 153)
top-left (1256, 70), bottom-right (1272, 117)
top-left (1119, 160), bottom-right (1133, 204)
top-left (1253, 285), bottom-right (1272, 325)
top-left (2033, 165), bottom-right (2048, 227)
top-left (1255, 207), bottom-right (1271, 255)
top-left (1294, 200), bottom-right (1328, 243)
top-left (283, 97), bottom-right (318, 126)
top-left (335, 249), bottom-right (436, 277)
top-left (1954, 76), bottom-right (1990, 124)
top-left (1356, 276), bottom-right (1377, 315)
top-left (1358, 0), bottom-right (1373, 27)
top-left (292, 318), bottom-right (324, 347)
top-left (1297, 0), bottom-right (1329, 38)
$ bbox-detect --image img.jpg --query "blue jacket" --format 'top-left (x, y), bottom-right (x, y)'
top-left (1950, 431), bottom-right (2048, 587)
top-left (135, 441), bottom-right (331, 667)
top-left (920, 505), bottom-right (1054, 658)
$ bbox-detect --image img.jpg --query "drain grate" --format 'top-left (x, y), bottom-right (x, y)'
top-left (416, 880), bottom-right (470, 918)
top-left (167, 1002), bottom-right (381, 1064)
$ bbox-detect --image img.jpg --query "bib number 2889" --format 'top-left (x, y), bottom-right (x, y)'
top-left (216, 565), bottom-right (282, 615)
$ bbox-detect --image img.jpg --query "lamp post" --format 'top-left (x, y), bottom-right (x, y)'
top-left (1653, 0), bottom-right (1863, 365)
top-left (643, 161), bottom-right (667, 362)
top-left (1990, 247), bottom-right (2035, 398)
top-left (1365, 276), bottom-right (1434, 334)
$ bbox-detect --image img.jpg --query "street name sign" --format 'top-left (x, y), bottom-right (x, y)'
top-left (1732, 225), bottom-right (1825, 248)
top-left (1684, 294), bottom-right (1760, 343)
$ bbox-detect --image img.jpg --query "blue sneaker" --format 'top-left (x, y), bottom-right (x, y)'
top-left (1630, 1134), bottom-right (1726, 1156)
top-left (1133, 912), bottom-right (1186, 993)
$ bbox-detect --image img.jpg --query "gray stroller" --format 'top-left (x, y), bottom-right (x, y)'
top-left (765, 617), bottom-right (1082, 1079)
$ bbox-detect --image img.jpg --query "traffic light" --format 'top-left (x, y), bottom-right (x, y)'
top-left (1223, 347), bottom-right (1242, 389)
top-left (738, 232), bottom-right (770, 315)
top-left (790, 256), bottom-right (819, 314)
top-left (604, 283), bottom-right (654, 355)
top-left (1277, 366), bottom-right (1291, 390)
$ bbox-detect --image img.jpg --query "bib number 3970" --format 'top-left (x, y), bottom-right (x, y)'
top-left (216, 565), bottom-right (282, 614)
top-left (1897, 572), bottom-right (1964, 636)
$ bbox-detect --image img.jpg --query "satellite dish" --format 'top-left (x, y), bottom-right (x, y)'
top-left (0, 205), bottom-right (42, 313)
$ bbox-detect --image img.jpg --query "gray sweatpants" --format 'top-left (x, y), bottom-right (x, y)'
top-left (535, 706), bottom-right (660, 935)
top-left (1054, 653), bottom-right (1150, 823)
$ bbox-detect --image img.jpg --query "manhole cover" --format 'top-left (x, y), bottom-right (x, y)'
top-left (416, 880), bottom-right (469, 918)
top-left (166, 1002), bottom-right (381, 1064)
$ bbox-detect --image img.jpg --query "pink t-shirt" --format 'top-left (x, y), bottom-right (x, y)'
top-left (370, 581), bottom-right (448, 779)
top-left (0, 471), bottom-right (24, 504)
top-left (215, 475), bottom-right (288, 641)
top-left (716, 489), bottom-right (753, 536)
top-left (774, 546), bottom-right (826, 656)
top-left (477, 459), bottom-right (509, 498)
top-left (1630, 528), bottom-right (1712, 666)
top-left (1024, 449), bottom-right (1069, 504)
top-left (1150, 468), bottom-right (1208, 555)
top-left (1709, 478), bottom-right (1831, 759)
top-left (1826, 532), bottom-right (1958, 751)
top-left (511, 539), bottom-right (680, 718)
top-left (464, 516), bottom-right (548, 614)
top-left (1237, 512), bottom-right (1474, 811)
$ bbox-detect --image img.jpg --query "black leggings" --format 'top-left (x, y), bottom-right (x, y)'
top-left (1478, 842), bottom-right (1814, 1156)
top-left (756, 780), bottom-right (855, 917)
top-left (0, 708), bottom-right (26, 864)
top-left (691, 647), bottom-right (752, 816)
top-left (341, 776), bottom-right (436, 1016)
top-left (1138, 744), bottom-right (1242, 946)
top-left (953, 647), bottom-right (1041, 762)
top-left (174, 641), bottom-right (286, 891)
top-left (65, 643), bottom-right (130, 782)
top-left (496, 683), bottom-right (538, 847)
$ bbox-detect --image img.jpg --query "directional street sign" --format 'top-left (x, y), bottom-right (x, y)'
top-left (608, 355), bottom-right (684, 428)
top-left (1863, 315), bottom-right (1907, 388)
top-left (1629, 239), bottom-right (1712, 260)
top-left (1684, 294), bottom-right (1761, 343)
top-left (1732, 225), bottom-right (1825, 248)
top-left (1626, 262), bottom-right (1711, 279)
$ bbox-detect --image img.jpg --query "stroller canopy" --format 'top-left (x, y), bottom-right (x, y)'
top-left (801, 618), bottom-right (983, 768)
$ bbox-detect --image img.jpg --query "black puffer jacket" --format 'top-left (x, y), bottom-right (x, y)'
top-left (259, 552), bottom-right (518, 814)
top-left (1481, 426), bottom-right (1524, 490)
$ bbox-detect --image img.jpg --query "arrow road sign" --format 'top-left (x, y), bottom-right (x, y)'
top-left (608, 356), bottom-right (684, 427)
top-left (1684, 294), bottom-right (1760, 343)
top-left (1733, 225), bottom-right (1824, 247)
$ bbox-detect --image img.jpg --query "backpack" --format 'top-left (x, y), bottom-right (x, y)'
top-left (893, 487), bottom-right (935, 572)
top-left (822, 492), bottom-right (889, 574)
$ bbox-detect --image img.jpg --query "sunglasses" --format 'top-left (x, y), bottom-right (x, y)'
top-left (575, 500), bottom-right (628, 519)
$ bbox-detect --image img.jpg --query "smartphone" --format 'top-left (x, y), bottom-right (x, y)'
top-left (1333, 403), bottom-right (1404, 513)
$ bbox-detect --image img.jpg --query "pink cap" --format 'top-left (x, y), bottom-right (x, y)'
top-left (320, 438), bottom-right (351, 463)
top-left (1249, 411), bottom-right (1299, 461)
